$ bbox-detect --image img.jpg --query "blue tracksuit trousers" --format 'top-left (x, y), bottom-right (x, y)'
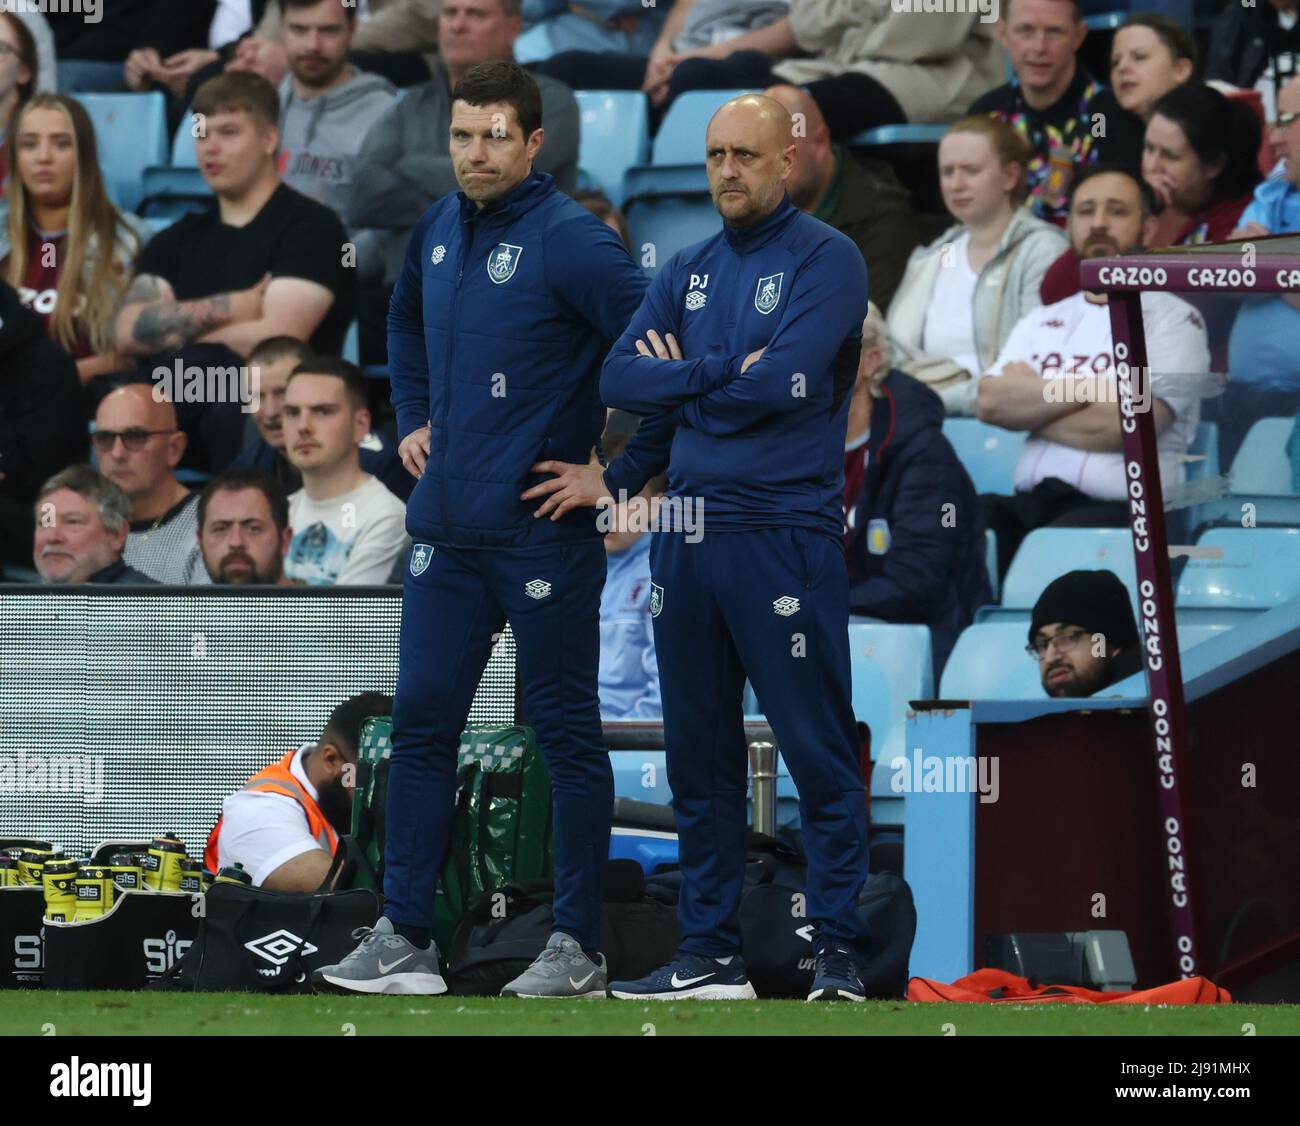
top-left (650, 526), bottom-right (869, 956)
top-left (383, 538), bottom-right (613, 951)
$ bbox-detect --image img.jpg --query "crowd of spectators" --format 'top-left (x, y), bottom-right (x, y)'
top-left (3, 0), bottom-right (1300, 706)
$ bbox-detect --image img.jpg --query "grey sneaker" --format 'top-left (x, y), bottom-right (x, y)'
top-left (500, 933), bottom-right (608, 998)
top-left (310, 917), bottom-right (447, 995)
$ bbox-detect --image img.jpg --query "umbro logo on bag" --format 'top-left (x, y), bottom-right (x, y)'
top-left (244, 929), bottom-right (319, 966)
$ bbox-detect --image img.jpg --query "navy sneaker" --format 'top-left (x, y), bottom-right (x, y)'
top-left (807, 939), bottom-right (866, 1002)
top-left (608, 951), bottom-right (757, 1000)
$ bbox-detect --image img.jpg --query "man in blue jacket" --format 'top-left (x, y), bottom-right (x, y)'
top-left (312, 62), bottom-right (647, 998)
top-left (530, 94), bottom-right (871, 1001)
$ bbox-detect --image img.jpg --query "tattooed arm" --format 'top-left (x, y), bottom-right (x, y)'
top-left (115, 273), bottom-right (269, 357)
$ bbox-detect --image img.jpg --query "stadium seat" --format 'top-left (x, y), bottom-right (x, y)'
top-left (138, 166), bottom-right (212, 222)
top-left (982, 527), bottom-right (1137, 620)
top-left (652, 89), bottom-right (752, 165)
top-left (343, 321), bottom-right (360, 365)
top-left (846, 124), bottom-right (946, 148)
top-left (172, 116), bottom-right (198, 167)
top-left (75, 92), bottom-right (168, 213)
top-left (940, 617), bottom-right (1230, 699)
top-left (941, 418), bottom-right (1027, 496)
top-left (847, 623), bottom-right (934, 766)
top-left (626, 191), bottom-right (721, 273)
top-left (573, 90), bottom-right (649, 205)
top-left (1184, 420), bottom-right (1219, 483)
top-left (1229, 416), bottom-right (1297, 496)
top-left (985, 528), bottom-right (999, 602)
top-left (1176, 526), bottom-right (1300, 623)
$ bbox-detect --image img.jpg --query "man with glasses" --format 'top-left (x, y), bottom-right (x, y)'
top-left (93, 385), bottom-right (209, 584)
top-left (1217, 74), bottom-right (1300, 467)
top-left (1028, 569), bottom-right (1142, 698)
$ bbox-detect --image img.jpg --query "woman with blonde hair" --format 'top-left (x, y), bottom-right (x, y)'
top-left (887, 114), bottom-right (1068, 416)
top-left (1, 93), bottom-right (149, 383)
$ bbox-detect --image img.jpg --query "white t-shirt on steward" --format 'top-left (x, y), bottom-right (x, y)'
top-left (216, 744), bottom-right (327, 886)
top-left (984, 291), bottom-right (1208, 501)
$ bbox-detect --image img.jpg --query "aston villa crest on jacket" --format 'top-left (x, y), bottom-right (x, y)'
top-left (754, 272), bottom-right (784, 315)
top-left (488, 243), bottom-right (523, 284)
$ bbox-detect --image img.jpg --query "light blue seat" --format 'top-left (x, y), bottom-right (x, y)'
top-left (343, 321), bottom-right (360, 365)
top-left (981, 527), bottom-right (1137, 621)
top-left (1176, 527), bottom-right (1300, 624)
top-left (75, 92), bottom-right (168, 212)
top-left (940, 622), bottom-right (1043, 699)
top-left (1229, 417), bottom-right (1297, 496)
top-left (847, 124), bottom-right (946, 148)
top-left (653, 89), bottom-right (752, 165)
top-left (985, 528), bottom-right (999, 602)
top-left (941, 418), bottom-right (1027, 496)
top-left (172, 115), bottom-right (199, 166)
top-left (574, 90), bottom-right (649, 205)
top-left (625, 193), bottom-right (721, 274)
top-left (847, 623), bottom-right (933, 828)
top-left (1185, 420), bottom-right (1219, 482)
top-left (138, 166), bottom-right (212, 222)
top-left (609, 750), bottom-right (672, 805)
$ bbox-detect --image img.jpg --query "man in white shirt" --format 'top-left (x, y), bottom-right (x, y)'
top-left (976, 164), bottom-right (1209, 579)
top-left (282, 357), bottom-right (408, 585)
top-left (206, 690), bottom-right (393, 889)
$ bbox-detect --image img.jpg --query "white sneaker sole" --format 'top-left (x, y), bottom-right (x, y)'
top-left (316, 971), bottom-right (448, 995)
top-left (609, 982), bottom-right (758, 1001)
top-left (806, 988), bottom-right (865, 1002)
top-left (502, 988), bottom-right (608, 999)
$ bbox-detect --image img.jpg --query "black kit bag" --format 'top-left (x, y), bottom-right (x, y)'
top-left (151, 877), bottom-right (381, 993)
top-left (44, 892), bottom-right (200, 990)
top-left (738, 839), bottom-right (917, 1000)
top-left (445, 859), bottom-right (678, 996)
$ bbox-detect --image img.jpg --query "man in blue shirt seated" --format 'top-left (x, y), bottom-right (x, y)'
top-left (597, 412), bottom-right (663, 720)
top-left (1216, 74), bottom-right (1300, 468)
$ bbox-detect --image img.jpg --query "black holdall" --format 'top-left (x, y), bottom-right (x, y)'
top-left (152, 855), bottom-right (381, 993)
top-left (736, 837), bottom-right (918, 999)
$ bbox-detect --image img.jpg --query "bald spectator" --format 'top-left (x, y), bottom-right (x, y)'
top-left (32, 465), bottom-right (158, 585)
top-left (93, 385), bottom-right (210, 585)
top-left (282, 358), bottom-right (407, 586)
top-left (197, 467), bottom-right (294, 584)
top-left (765, 83), bottom-right (919, 310)
top-left (346, 0), bottom-right (579, 290)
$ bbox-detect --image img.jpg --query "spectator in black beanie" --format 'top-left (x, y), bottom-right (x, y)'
top-left (1028, 570), bottom-right (1142, 698)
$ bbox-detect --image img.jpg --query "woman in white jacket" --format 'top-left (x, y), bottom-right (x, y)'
top-left (887, 115), bottom-right (1068, 416)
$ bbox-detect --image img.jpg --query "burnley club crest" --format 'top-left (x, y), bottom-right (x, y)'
top-left (487, 243), bottom-right (523, 285)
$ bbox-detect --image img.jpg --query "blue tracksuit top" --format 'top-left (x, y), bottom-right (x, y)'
top-left (601, 195), bottom-right (868, 538)
top-left (387, 171), bottom-right (648, 547)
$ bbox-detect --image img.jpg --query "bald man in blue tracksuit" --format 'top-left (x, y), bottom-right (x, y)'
top-left (591, 95), bottom-right (870, 1001)
top-left (312, 64), bottom-right (646, 999)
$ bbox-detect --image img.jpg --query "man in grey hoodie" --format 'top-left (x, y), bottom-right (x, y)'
top-left (346, 0), bottom-right (579, 289)
top-left (276, 0), bottom-right (398, 281)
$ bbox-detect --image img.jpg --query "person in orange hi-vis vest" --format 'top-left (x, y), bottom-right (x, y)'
top-left (205, 691), bottom-right (392, 891)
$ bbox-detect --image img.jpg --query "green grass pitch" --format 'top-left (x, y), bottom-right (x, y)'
top-left (4, 993), bottom-right (1300, 1036)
